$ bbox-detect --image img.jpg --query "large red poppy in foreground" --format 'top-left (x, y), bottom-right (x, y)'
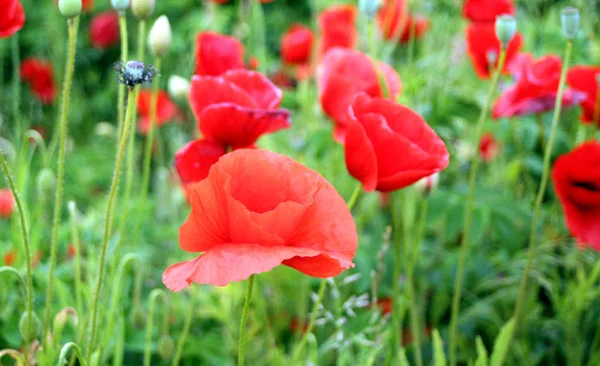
top-left (194, 32), bottom-right (245, 76)
top-left (164, 149), bottom-right (358, 289)
top-left (344, 93), bottom-right (449, 192)
top-left (552, 141), bottom-right (600, 251)
top-left (466, 22), bottom-right (523, 79)
top-left (567, 66), bottom-right (600, 124)
top-left (462, 0), bottom-right (515, 23)
top-left (0, 0), bottom-right (25, 38)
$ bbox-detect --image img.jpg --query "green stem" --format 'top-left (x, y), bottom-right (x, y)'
top-left (117, 14), bottom-right (129, 142)
top-left (448, 48), bottom-right (507, 366)
top-left (347, 182), bottom-right (363, 211)
top-left (171, 293), bottom-right (196, 366)
top-left (496, 40), bottom-right (574, 366)
top-left (58, 342), bottom-right (87, 366)
top-left (238, 274), bottom-right (255, 366)
top-left (44, 16), bottom-right (78, 344)
top-left (250, 0), bottom-right (267, 74)
top-left (390, 192), bottom-right (403, 362)
top-left (67, 201), bottom-right (83, 320)
top-left (144, 289), bottom-right (168, 366)
top-left (292, 278), bottom-right (327, 360)
top-left (536, 114), bottom-right (546, 152)
top-left (11, 33), bottom-right (21, 149)
top-left (87, 86), bottom-right (136, 361)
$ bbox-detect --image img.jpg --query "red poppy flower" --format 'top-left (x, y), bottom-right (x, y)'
top-left (463, 0), bottom-right (515, 23)
top-left (479, 133), bottom-right (500, 162)
top-left (318, 48), bottom-right (402, 141)
top-left (189, 69), bottom-right (290, 148)
top-left (281, 24), bottom-right (314, 65)
top-left (466, 22), bottom-right (524, 79)
top-left (137, 89), bottom-right (180, 134)
top-left (163, 149), bottom-right (358, 289)
top-left (567, 66), bottom-right (600, 124)
top-left (0, 188), bottom-right (14, 219)
top-left (492, 54), bottom-right (586, 119)
top-left (248, 56), bottom-right (260, 70)
top-left (0, 0), bottom-right (25, 38)
top-left (20, 58), bottom-right (57, 105)
top-left (4, 250), bottom-right (17, 266)
top-left (174, 139), bottom-right (227, 184)
top-left (318, 5), bottom-right (357, 57)
top-left (344, 93), bottom-right (449, 192)
top-left (89, 11), bottom-right (120, 49)
top-left (195, 32), bottom-right (245, 76)
top-left (552, 141), bottom-right (600, 251)
top-left (378, 0), bottom-right (430, 44)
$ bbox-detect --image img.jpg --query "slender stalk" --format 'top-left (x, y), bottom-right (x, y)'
top-left (171, 293), bottom-right (196, 366)
top-left (87, 86), bottom-right (137, 361)
top-left (536, 114), bottom-right (546, 152)
top-left (238, 274), bottom-right (255, 366)
top-left (116, 14), bottom-right (129, 142)
top-left (11, 33), bottom-right (21, 148)
top-left (44, 17), bottom-right (78, 343)
top-left (390, 192), bottom-right (403, 362)
top-left (144, 290), bottom-right (168, 366)
top-left (497, 40), bottom-right (574, 366)
top-left (347, 182), bottom-right (363, 211)
top-left (292, 278), bottom-right (327, 360)
top-left (250, 0), bottom-right (267, 74)
top-left (0, 146), bottom-right (34, 354)
top-left (448, 48), bottom-right (507, 366)
top-left (68, 201), bottom-right (83, 320)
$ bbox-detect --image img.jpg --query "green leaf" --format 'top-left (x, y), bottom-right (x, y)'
top-left (433, 329), bottom-right (447, 366)
top-left (475, 336), bottom-right (489, 366)
top-left (490, 318), bottom-right (515, 366)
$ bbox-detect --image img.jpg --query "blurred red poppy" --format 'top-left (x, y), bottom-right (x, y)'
top-left (492, 54), bottom-right (585, 119)
top-left (318, 48), bottom-right (402, 141)
top-left (318, 5), bottom-right (357, 57)
top-left (3, 250), bottom-right (17, 266)
top-left (0, 189), bottom-right (14, 219)
top-left (463, 0), bottom-right (515, 23)
top-left (378, 0), bottom-right (430, 44)
top-left (89, 11), bottom-right (120, 49)
top-left (567, 66), bottom-right (600, 124)
top-left (479, 133), bottom-right (500, 162)
top-left (281, 24), bottom-right (314, 65)
top-left (344, 93), bottom-right (449, 192)
top-left (209, 0), bottom-right (273, 3)
top-left (248, 56), bottom-right (260, 70)
top-left (20, 58), bottom-right (57, 104)
top-left (552, 141), bottom-right (600, 251)
top-left (466, 22), bottom-right (523, 79)
top-left (195, 32), bottom-right (245, 76)
top-left (0, 0), bottom-right (25, 38)
top-left (189, 69), bottom-right (290, 148)
top-left (163, 149), bottom-right (358, 289)
top-left (137, 89), bottom-right (180, 134)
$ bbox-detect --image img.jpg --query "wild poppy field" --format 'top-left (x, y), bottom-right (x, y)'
top-left (1, 0), bottom-right (599, 365)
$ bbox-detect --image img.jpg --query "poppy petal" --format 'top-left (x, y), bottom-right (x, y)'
top-left (222, 69), bottom-right (283, 109)
top-left (344, 114), bottom-right (378, 192)
top-left (189, 75), bottom-right (257, 122)
top-left (174, 139), bottom-right (227, 184)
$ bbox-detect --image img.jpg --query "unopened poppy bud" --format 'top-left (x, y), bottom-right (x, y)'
top-left (37, 168), bottom-right (56, 198)
top-left (414, 173), bottom-right (440, 195)
top-left (148, 15), bottom-right (172, 57)
top-left (132, 0), bottom-right (155, 20)
top-left (19, 311), bottom-right (42, 342)
top-left (95, 122), bottom-right (117, 138)
top-left (486, 50), bottom-right (498, 65)
top-left (168, 75), bottom-right (190, 102)
top-left (130, 306), bottom-right (146, 329)
top-left (58, 0), bottom-right (82, 17)
top-left (359, 0), bottom-right (380, 18)
top-left (53, 307), bottom-right (78, 336)
top-left (561, 7), bottom-right (580, 40)
top-left (495, 15), bottom-right (517, 49)
top-left (158, 335), bottom-right (174, 359)
top-left (111, 0), bottom-right (130, 13)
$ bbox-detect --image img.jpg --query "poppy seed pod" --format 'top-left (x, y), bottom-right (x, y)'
top-left (561, 7), bottom-right (580, 40)
top-left (132, 0), bottom-right (155, 20)
top-left (495, 15), bottom-right (517, 49)
top-left (168, 75), bottom-right (190, 102)
top-left (148, 15), bottom-right (172, 57)
top-left (359, 0), bottom-right (380, 18)
top-left (37, 168), bottom-right (56, 198)
top-left (111, 0), bottom-right (130, 13)
top-left (159, 335), bottom-right (175, 359)
top-left (58, 0), bottom-right (82, 18)
top-left (19, 311), bottom-right (42, 342)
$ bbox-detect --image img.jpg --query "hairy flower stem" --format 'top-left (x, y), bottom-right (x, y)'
top-left (87, 86), bottom-right (136, 361)
top-left (172, 292), bottom-right (196, 366)
top-left (448, 48), bottom-right (507, 366)
top-left (0, 146), bottom-right (34, 355)
top-left (116, 14), bottom-right (129, 143)
top-left (44, 17), bottom-right (78, 345)
top-left (144, 290), bottom-right (168, 366)
top-left (497, 40), bottom-right (573, 366)
top-left (238, 274), bottom-right (255, 366)
top-left (12, 34), bottom-right (21, 149)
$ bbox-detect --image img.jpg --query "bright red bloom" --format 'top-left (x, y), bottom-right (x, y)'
top-left (318, 48), bottom-right (402, 141)
top-left (552, 141), bottom-right (600, 251)
top-left (89, 11), bottom-right (120, 49)
top-left (378, 0), bottom-right (430, 44)
top-left (248, 56), bottom-right (260, 70)
top-left (163, 149), bottom-right (358, 289)
top-left (463, 0), bottom-right (515, 23)
top-left (318, 5), bottom-right (357, 57)
top-left (479, 133), bottom-right (500, 162)
top-left (195, 32), bottom-right (245, 76)
top-left (0, 189), bottom-right (15, 219)
top-left (466, 22), bottom-right (524, 79)
top-left (344, 93), bottom-right (449, 192)
top-left (281, 24), bottom-right (314, 65)
top-left (174, 139), bottom-right (227, 184)
top-left (567, 66), bottom-right (600, 124)
top-left (492, 54), bottom-right (586, 119)
top-left (4, 250), bottom-right (16, 266)
top-left (0, 0), bottom-right (25, 38)
top-left (137, 89), bottom-right (180, 134)
top-left (20, 58), bottom-right (57, 104)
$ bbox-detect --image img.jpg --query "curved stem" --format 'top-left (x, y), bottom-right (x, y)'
top-left (44, 17), bottom-right (78, 344)
top-left (292, 278), bottom-right (327, 360)
top-left (0, 147), bottom-right (33, 354)
top-left (448, 48), bottom-right (507, 366)
top-left (58, 342), bottom-right (87, 366)
top-left (346, 182), bottom-right (363, 211)
top-left (87, 86), bottom-right (136, 361)
top-left (496, 40), bottom-right (574, 366)
top-left (116, 14), bottom-right (129, 142)
top-left (171, 293), bottom-right (196, 366)
top-left (144, 289), bottom-right (168, 366)
top-left (238, 274), bottom-right (255, 366)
